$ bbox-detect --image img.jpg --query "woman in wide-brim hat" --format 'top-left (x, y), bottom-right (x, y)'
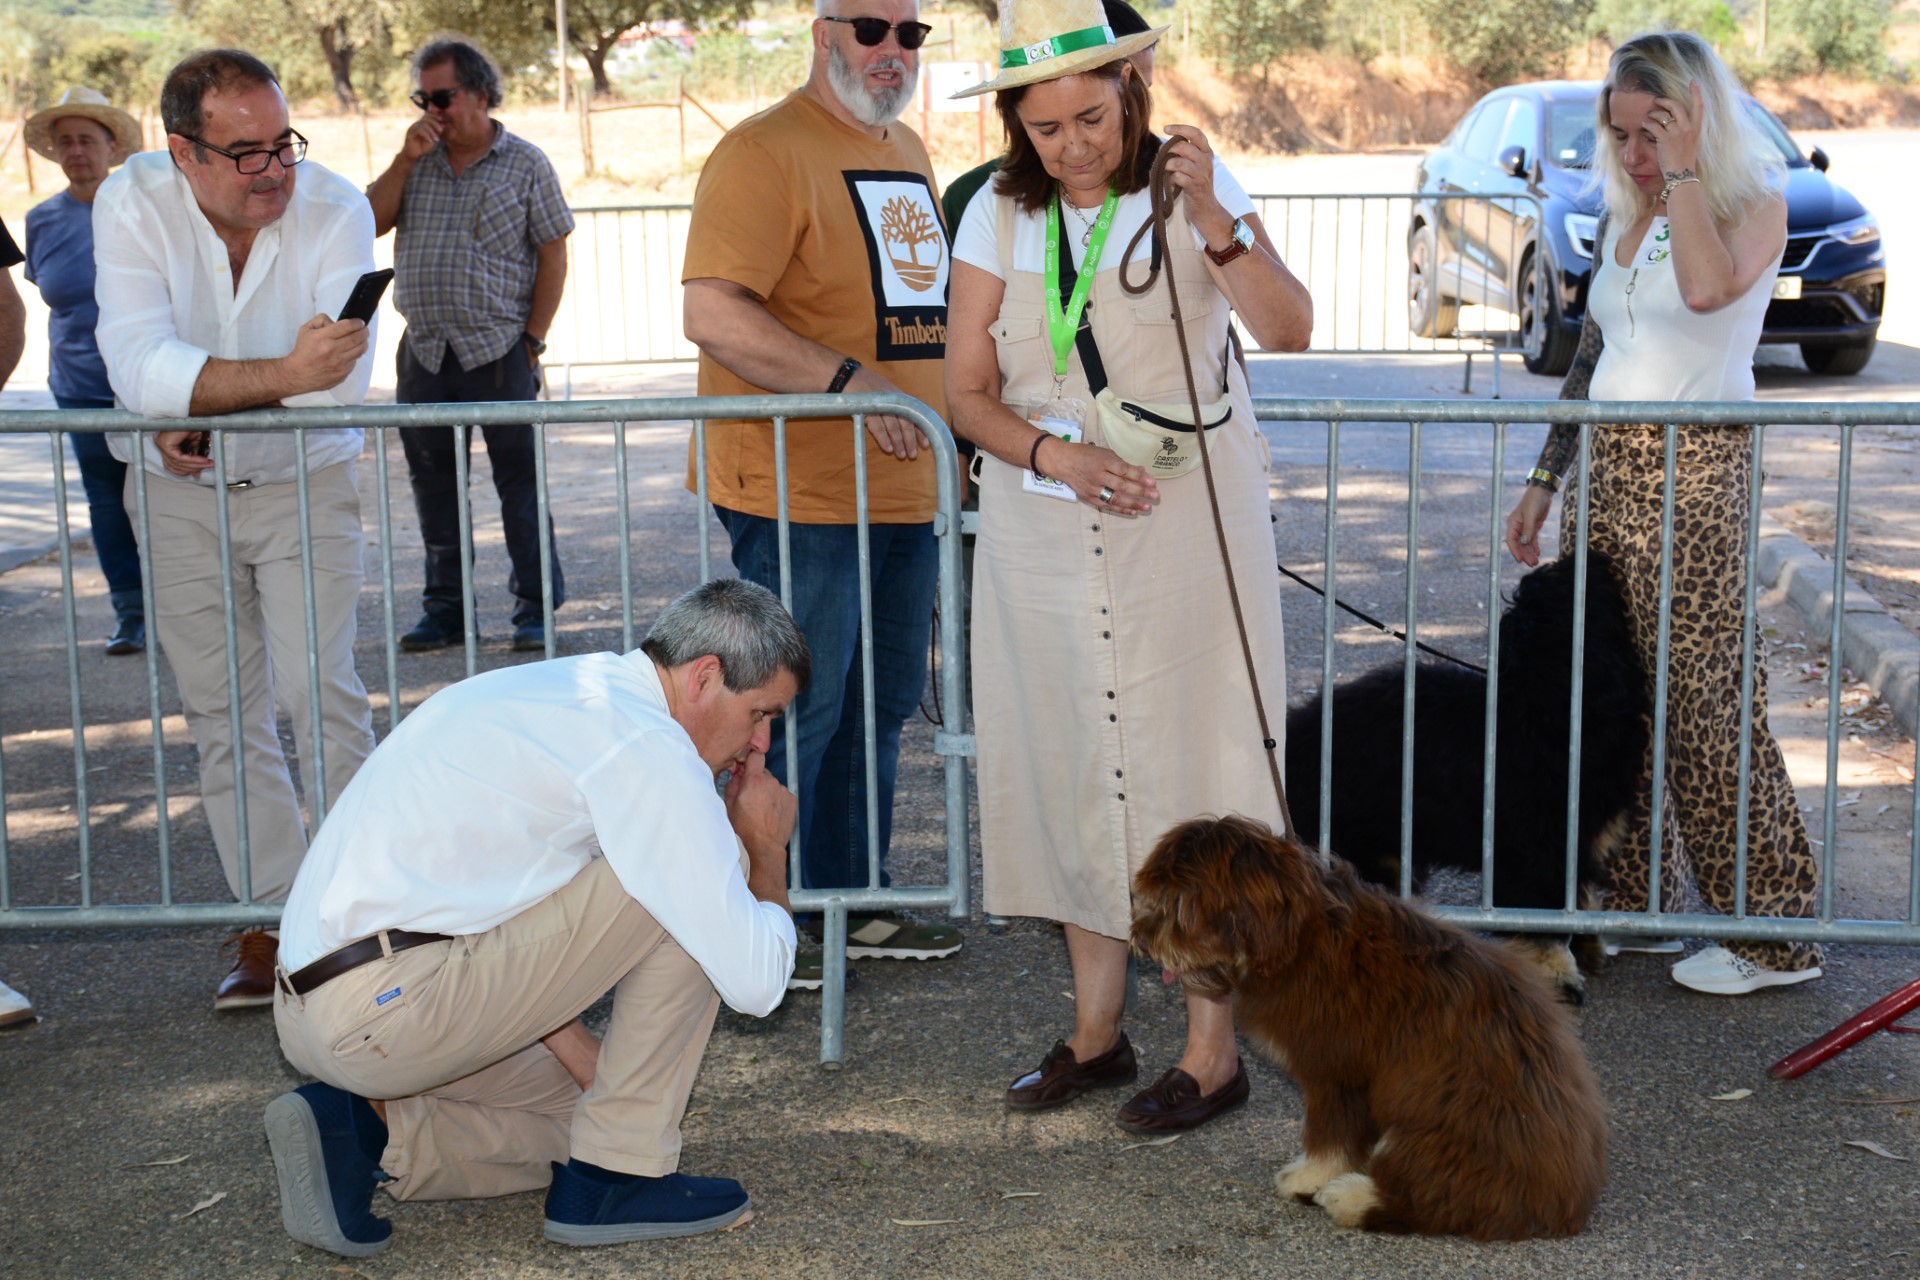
top-left (945, 0), bottom-right (1312, 1133)
top-left (24, 87), bottom-right (148, 654)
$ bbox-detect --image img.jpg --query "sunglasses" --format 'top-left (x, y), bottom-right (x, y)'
top-left (821, 16), bottom-right (934, 49)
top-left (409, 88), bottom-right (460, 111)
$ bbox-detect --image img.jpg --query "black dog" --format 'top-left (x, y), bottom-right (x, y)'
top-left (1285, 552), bottom-right (1647, 1002)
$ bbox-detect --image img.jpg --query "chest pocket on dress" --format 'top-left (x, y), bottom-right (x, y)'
top-left (990, 314), bottom-right (1043, 347)
top-left (1128, 293), bottom-right (1215, 326)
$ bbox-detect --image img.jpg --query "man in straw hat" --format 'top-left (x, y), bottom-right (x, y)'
top-left (680, 1), bottom-right (961, 981)
top-left (92, 49), bottom-right (380, 1012)
top-left (24, 87), bottom-right (147, 656)
top-left (944, 0), bottom-right (1311, 1134)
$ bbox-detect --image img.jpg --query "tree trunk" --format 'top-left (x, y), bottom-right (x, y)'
top-left (584, 34), bottom-right (620, 97)
top-left (318, 20), bottom-right (358, 110)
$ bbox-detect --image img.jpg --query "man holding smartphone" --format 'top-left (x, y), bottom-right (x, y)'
top-left (367, 35), bottom-right (572, 654)
top-left (93, 49), bottom-right (379, 1010)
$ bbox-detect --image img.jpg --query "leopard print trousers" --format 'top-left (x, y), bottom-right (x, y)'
top-left (1562, 424), bottom-right (1821, 971)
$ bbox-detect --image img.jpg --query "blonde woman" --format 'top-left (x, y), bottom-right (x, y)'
top-left (1505, 31), bottom-right (1819, 996)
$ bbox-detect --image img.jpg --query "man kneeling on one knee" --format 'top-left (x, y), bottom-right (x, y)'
top-left (268, 577), bottom-right (807, 1256)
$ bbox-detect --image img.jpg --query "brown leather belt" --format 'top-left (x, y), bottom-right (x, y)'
top-left (282, 930), bottom-right (454, 996)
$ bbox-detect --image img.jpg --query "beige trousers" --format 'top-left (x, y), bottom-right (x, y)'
top-left (135, 461), bottom-right (374, 903)
top-left (274, 858), bottom-right (723, 1201)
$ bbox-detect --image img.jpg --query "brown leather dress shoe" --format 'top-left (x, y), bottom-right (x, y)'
top-left (1006, 1033), bottom-right (1138, 1111)
top-left (1115, 1060), bottom-right (1250, 1134)
top-left (215, 929), bottom-right (278, 1011)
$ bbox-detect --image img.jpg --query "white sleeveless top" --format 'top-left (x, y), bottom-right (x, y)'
top-left (1588, 214), bottom-right (1780, 403)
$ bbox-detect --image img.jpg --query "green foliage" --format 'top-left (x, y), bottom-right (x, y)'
top-left (1190, 0), bottom-right (1327, 82)
top-left (1420, 0), bottom-right (1594, 84)
top-left (1588, 0), bottom-right (1741, 46)
top-left (1774, 0), bottom-right (1892, 76)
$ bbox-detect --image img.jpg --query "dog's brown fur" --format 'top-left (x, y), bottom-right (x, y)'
top-left (1131, 816), bottom-right (1609, 1241)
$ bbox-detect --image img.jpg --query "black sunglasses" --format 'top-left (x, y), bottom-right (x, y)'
top-left (410, 88), bottom-right (460, 111)
top-left (178, 129), bottom-right (308, 175)
top-left (821, 16), bottom-right (934, 49)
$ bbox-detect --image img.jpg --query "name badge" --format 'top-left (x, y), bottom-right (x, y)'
top-left (1023, 413), bottom-right (1083, 502)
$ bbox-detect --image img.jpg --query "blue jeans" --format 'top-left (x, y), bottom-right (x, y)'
top-left (715, 508), bottom-right (937, 893)
top-left (59, 397), bottom-right (143, 617)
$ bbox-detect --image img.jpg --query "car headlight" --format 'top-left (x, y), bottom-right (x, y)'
top-left (1826, 214), bottom-right (1880, 246)
top-left (1564, 213), bottom-right (1599, 260)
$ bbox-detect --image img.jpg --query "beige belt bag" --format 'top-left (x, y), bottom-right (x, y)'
top-left (1096, 389), bottom-right (1234, 478)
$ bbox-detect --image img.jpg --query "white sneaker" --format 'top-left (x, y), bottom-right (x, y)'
top-left (1600, 935), bottom-right (1685, 957)
top-left (0, 979), bottom-right (36, 1028)
top-left (1671, 946), bottom-right (1822, 996)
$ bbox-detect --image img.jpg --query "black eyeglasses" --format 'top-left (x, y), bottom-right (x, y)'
top-left (821, 16), bottom-right (934, 49)
top-left (179, 129), bottom-right (308, 175)
top-left (409, 88), bottom-right (460, 111)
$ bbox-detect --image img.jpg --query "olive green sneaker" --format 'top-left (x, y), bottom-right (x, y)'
top-left (788, 950), bottom-right (823, 992)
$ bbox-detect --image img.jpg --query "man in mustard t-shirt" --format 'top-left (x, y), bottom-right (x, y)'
top-left (682, 0), bottom-right (958, 976)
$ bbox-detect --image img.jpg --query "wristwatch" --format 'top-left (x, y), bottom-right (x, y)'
top-left (1205, 217), bottom-right (1255, 267)
top-left (523, 332), bottom-right (548, 358)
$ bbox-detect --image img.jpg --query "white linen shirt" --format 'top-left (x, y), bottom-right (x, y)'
top-left (93, 152), bottom-right (376, 483)
top-left (278, 650), bottom-right (797, 1018)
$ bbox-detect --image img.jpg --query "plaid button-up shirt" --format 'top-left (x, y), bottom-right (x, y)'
top-left (392, 123), bottom-right (574, 373)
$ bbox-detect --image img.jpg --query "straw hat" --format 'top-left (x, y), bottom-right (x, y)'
top-left (26, 88), bottom-right (142, 163)
top-left (950, 0), bottom-right (1166, 99)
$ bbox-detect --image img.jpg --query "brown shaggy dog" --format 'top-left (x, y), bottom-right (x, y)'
top-left (1131, 816), bottom-right (1609, 1240)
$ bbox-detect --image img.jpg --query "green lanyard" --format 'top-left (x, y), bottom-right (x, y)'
top-left (1044, 187), bottom-right (1120, 380)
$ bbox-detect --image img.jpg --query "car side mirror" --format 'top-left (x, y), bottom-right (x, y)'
top-left (1810, 146), bottom-right (1830, 172)
top-left (1498, 144), bottom-right (1527, 178)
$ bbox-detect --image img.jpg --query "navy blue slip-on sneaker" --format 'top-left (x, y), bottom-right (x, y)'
top-left (542, 1159), bottom-right (752, 1245)
top-left (263, 1084), bottom-right (392, 1257)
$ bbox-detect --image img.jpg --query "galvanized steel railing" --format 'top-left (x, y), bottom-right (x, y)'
top-left (0, 394), bottom-right (971, 1065)
top-left (1259, 397), bottom-right (1920, 948)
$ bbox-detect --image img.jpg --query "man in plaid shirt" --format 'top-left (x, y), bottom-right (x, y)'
top-left (369, 36), bottom-right (572, 654)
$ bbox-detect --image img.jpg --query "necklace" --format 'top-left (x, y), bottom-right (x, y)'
top-left (1062, 196), bottom-right (1096, 247)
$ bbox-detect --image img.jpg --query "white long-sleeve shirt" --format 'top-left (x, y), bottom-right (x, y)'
top-left (93, 152), bottom-right (376, 483)
top-left (278, 650), bottom-right (797, 1018)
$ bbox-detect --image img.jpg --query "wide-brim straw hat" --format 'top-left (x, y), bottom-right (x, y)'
top-left (950, 0), bottom-right (1166, 99)
top-left (26, 88), bottom-right (142, 163)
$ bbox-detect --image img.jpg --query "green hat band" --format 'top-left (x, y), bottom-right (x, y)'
top-left (999, 23), bottom-right (1116, 69)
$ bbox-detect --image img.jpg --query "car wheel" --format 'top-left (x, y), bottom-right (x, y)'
top-left (1801, 338), bottom-right (1875, 376)
top-left (1409, 224), bottom-right (1458, 339)
top-left (1519, 250), bottom-right (1578, 377)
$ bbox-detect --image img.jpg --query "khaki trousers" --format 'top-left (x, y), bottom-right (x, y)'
top-left (274, 858), bottom-right (722, 1201)
top-left (135, 461), bottom-right (374, 903)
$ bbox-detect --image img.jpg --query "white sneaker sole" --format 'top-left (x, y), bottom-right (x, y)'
top-left (845, 943), bottom-right (962, 960)
top-left (544, 1203), bottom-right (753, 1245)
top-left (263, 1094), bottom-right (390, 1258)
top-left (1673, 963), bottom-right (1823, 996)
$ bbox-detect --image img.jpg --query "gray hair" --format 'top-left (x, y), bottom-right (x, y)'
top-left (414, 35), bottom-right (504, 109)
top-left (161, 49), bottom-right (279, 142)
top-left (642, 578), bottom-right (811, 693)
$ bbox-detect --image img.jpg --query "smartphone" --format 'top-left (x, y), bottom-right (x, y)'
top-left (336, 268), bottom-right (395, 324)
top-left (181, 431), bottom-right (211, 458)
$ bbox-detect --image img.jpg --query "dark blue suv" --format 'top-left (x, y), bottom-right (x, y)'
top-left (1410, 81), bottom-right (1886, 376)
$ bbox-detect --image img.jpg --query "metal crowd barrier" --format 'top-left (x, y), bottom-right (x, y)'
top-left (0, 394), bottom-right (969, 1066)
top-left (1259, 397), bottom-right (1920, 949)
top-left (549, 193), bottom-right (1543, 395)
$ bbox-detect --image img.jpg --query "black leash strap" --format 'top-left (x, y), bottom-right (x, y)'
top-left (1273, 560), bottom-right (1488, 675)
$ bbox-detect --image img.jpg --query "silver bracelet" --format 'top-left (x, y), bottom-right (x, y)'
top-left (1659, 171), bottom-right (1700, 205)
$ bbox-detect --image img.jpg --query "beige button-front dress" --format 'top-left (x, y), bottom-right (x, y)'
top-left (972, 190), bottom-right (1289, 940)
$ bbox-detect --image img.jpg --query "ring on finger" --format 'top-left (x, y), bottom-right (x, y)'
top-left (1099, 485), bottom-right (1116, 505)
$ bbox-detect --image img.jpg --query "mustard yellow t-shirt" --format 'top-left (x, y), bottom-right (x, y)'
top-left (683, 90), bottom-right (949, 524)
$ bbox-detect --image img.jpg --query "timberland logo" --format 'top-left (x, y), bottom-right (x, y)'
top-left (886, 316), bottom-right (949, 345)
top-left (880, 195), bottom-right (944, 292)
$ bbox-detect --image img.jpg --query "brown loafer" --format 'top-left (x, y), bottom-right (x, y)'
top-left (1006, 1033), bottom-right (1138, 1111)
top-left (1115, 1060), bottom-right (1250, 1134)
top-left (214, 928), bottom-right (278, 1011)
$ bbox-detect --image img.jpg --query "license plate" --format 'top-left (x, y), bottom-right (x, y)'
top-left (1773, 276), bottom-right (1803, 300)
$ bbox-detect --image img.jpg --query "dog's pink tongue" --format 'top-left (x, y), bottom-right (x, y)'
top-left (1162, 968), bottom-right (1178, 985)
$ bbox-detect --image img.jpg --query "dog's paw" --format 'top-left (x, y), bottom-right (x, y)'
top-left (1277, 1152), bottom-right (1349, 1202)
top-left (1511, 938), bottom-right (1588, 1006)
top-left (1314, 1172), bottom-right (1382, 1229)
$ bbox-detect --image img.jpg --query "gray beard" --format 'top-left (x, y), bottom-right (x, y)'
top-left (828, 41), bottom-right (916, 127)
